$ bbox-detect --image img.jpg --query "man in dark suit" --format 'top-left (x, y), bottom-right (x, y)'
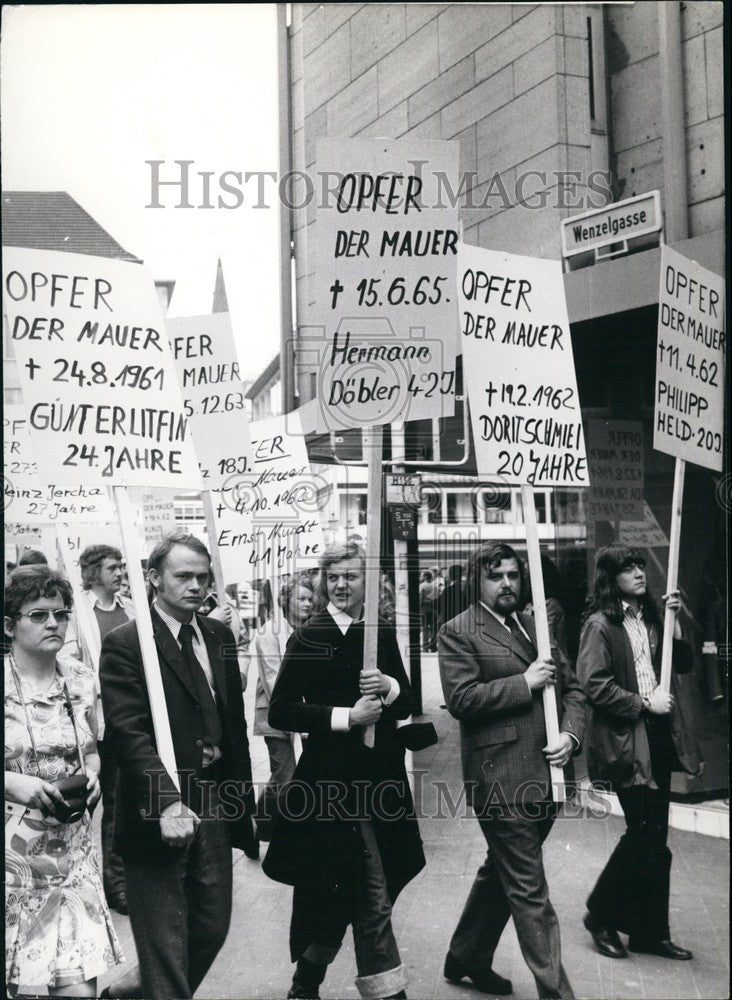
top-left (263, 541), bottom-right (424, 1000)
top-left (100, 531), bottom-right (256, 999)
top-left (438, 543), bottom-right (584, 1000)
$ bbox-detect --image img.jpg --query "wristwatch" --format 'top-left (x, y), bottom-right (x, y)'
top-left (641, 696), bottom-right (652, 717)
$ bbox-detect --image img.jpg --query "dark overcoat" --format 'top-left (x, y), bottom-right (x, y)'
top-left (261, 609), bottom-right (426, 907)
top-left (576, 610), bottom-right (702, 789)
top-left (100, 609), bottom-right (256, 859)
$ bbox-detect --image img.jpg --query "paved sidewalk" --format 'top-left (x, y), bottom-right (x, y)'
top-left (100, 654), bottom-right (729, 1000)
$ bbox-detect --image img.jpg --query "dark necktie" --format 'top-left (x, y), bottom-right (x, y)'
top-left (178, 623), bottom-right (223, 749)
top-left (506, 614), bottom-right (537, 661)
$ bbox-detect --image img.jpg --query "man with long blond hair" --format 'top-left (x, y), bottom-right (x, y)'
top-left (263, 541), bottom-right (423, 1000)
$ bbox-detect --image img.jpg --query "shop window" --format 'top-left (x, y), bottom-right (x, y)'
top-left (446, 494), bottom-right (459, 524)
top-left (554, 490), bottom-right (583, 524)
top-left (427, 495), bottom-right (443, 524)
top-left (480, 488), bottom-right (511, 524)
top-left (534, 493), bottom-right (548, 524)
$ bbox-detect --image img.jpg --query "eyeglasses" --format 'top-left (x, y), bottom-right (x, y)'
top-left (15, 609), bottom-right (73, 625)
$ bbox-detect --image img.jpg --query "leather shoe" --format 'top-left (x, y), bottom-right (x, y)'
top-left (583, 911), bottom-right (627, 959)
top-left (444, 951), bottom-right (513, 994)
top-left (287, 990), bottom-right (319, 999)
top-left (629, 939), bottom-right (693, 960)
top-left (107, 890), bottom-right (129, 916)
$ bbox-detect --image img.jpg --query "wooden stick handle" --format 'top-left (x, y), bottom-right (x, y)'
top-left (363, 426), bottom-right (384, 748)
top-left (659, 458), bottom-right (685, 693)
top-left (202, 490), bottom-right (227, 601)
top-left (114, 486), bottom-right (180, 790)
top-left (521, 486), bottom-right (564, 802)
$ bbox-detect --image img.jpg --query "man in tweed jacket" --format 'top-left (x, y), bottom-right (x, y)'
top-left (438, 543), bottom-right (584, 1000)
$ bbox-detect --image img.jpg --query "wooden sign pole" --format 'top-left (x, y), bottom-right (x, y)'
top-left (363, 426), bottom-right (384, 748)
top-left (521, 486), bottom-right (564, 802)
top-left (202, 491), bottom-right (227, 604)
top-left (114, 486), bottom-right (179, 790)
top-left (659, 457), bottom-right (685, 692)
top-left (55, 526), bottom-right (101, 669)
top-left (390, 423), bottom-right (411, 671)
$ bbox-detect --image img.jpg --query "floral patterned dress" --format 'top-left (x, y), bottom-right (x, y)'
top-left (4, 655), bottom-right (124, 989)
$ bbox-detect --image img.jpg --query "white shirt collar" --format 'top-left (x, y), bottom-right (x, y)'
top-left (622, 600), bottom-right (643, 619)
top-left (327, 601), bottom-right (364, 635)
top-left (153, 600), bottom-right (204, 646)
top-left (480, 601), bottom-right (531, 641)
top-left (480, 601), bottom-right (509, 627)
top-left (86, 589), bottom-right (127, 611)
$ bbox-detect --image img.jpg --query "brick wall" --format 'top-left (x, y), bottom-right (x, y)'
top-left (290, 1), bottom-right (724, 377)
top-left (290, 2), bottom-right (599, 346)
top-left (607, 0), bottom-right (724, 236)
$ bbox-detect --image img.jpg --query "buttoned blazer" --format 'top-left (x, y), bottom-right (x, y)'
top-left (438, 603), bottom-right (585, 809)
top-left (100, 608), bottom-right (255, 858)
top-left (577, 610), bottom-right (702, 789)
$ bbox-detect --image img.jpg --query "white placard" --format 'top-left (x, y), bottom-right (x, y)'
top-left (4, 524), bottom-right (43, 546)
top-left (654, 245), bottom-right (725, 471)
top-left (64, 523), bottom-right (125, 571)
top-left (209, 411), bottom-right (326, 582)
top-left (140, 489), bottom-right (177, 545)
top-left (168, 313), bottom-right (251, 488)
top-left (586, 420), bottom-right (644, 521)
top-left (3, 247), bottom-right (202, 489)
top-left (459, 243), bottom-right (588, 486)
top-left (619, 501), bottom-right (669, 549)
top-left (311, 138), bottom-right (460, 432)
top-left (3, 404), bottom-right (115, 523)
top-left (4, 525), bottom-right (56, 559)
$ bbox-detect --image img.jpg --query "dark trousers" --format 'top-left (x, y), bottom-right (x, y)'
top-left (255, 735), bottom-right (296, 839)
top-left (292, 821), bottom-right (405, 999)
top-left (123, 788), bottom-right (233, 999)
top-left (98, 737), bottom-right (126, 896)
top-left (587, 718), bottom-right (674, 943)
top-left (450, 806), bottom-right (574, 1000)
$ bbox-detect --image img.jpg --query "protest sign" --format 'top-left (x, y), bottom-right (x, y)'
top-left (654, 245), bottom-right (725, 471)
top-left (4, 526), bottom-right (56, 560)
top-left (3, 404), bottom-right (115, 523)
top-left (586, 420), bottom-right (644, 521)
top-left (168, 312), bottom-right (251, 488)
top-left (3, 247), bottom-right (202, 489)
top-left (311, 138), bottom-right (460, 431)
top-left (619, 502), bottom-right (668, 549)
top-left (4, 524), bottom-right (43, 546)
top-left (458, 243), bottom-right (588, 487)
top-left (63, 522), bottom-right (125, 569)
top-left (458, 242), bottom-right (587, 798)
top-left (653, 247), bottom-right (725, 690)
top-left (209, 411), bottom-right (325, 582)
top-left (140, 489), bottom-right (177, 546)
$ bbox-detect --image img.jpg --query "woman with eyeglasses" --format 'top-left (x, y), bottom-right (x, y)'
top-left (4, 566), bottom-right (124, 997)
